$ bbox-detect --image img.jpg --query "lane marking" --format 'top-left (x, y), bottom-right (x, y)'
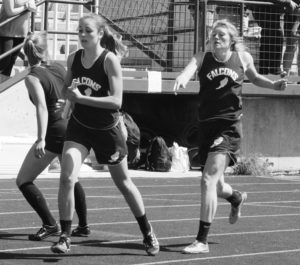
top-left (0, 228), bottom-right (300, 253)
top-left (0, 201), bottom-right (300, 215)
top-left (131, 249), bottom-right (300, 265)
top-left (1, 189), bottom-right (300, 200)
top-left (0, 214), bottom-right (299, 232)
top-left (0, 182), bottom-right (299, 192)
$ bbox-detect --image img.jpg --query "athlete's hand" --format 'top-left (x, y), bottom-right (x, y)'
top-left (173, 75), bottom-right (188, 95)
top-left (54, 99), bottom-right (66, 114)
top-left (65, 88), bottom-right (82, 103)
top-left (273, 79), bottom-right (287, 91)
top-left (34, 139), bottom-right (46, 159)
top-left (289, 1), bottom-right (298, 11)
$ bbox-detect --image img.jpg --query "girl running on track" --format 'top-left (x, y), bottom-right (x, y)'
top-left (50, 13), bottom-right (159, 256)
top-left (17, 31), bottom-right (89, 241)
top-left (173, 19), bottom-right (287, 254)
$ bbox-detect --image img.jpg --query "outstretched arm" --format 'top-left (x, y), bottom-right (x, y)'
top-left (173, 52), bottom-right (204, 93)
top-left (241, 51), bottom-right (287, 91)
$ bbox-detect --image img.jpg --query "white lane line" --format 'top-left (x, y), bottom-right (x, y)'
top-left (0, 214), bottom-right (299, 232)
top-left (0, 228), bottom-right (300, 253)
top-left (247, 202), bottom-right (300, 209)
top-left (0, 201), bottom-right (300, 215)
top-left (0, 182), bottom-right (299, 192)
top-left (131, 249), bottom-right (300, 265)
top-left (1, 189), bottom-right (300, 201)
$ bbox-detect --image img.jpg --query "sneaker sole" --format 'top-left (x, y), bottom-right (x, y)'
top-left (51, 246), bottom-right (70, 254)
top-left (71, 232), bottom-right (90, 237)
top-left (29, 230), bottom-right (61, 241)
top-left (146, 247), bottom-right (160, 256)
top-left (229, 192), bottom-right (247, 224)
top-left (182, 248), bottom-right (209, 254)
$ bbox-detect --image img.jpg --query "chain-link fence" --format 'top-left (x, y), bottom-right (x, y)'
top-left (3, 0), bottom-right (298, 74)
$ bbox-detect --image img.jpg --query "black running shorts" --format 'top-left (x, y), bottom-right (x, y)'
top-left (45, 118), bottom-right (67, 154)
top-left (65, 116), bottom-right (127, 165)
top-left (197, 119), bottom-right (242, 168)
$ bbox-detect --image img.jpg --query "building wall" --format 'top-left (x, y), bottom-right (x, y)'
top-left (1, 81), bottom-right (300, 161)
top-left (242, 97), bottom-right (300, 157)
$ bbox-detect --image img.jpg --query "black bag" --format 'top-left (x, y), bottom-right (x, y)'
top-left (145, 136), bottom-right (172, 172)
top-left (123, 112), bottom-right (140, 146)
top-left (122, 112), bottom-right (141, 169)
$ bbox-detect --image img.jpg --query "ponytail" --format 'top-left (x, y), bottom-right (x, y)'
top-left (79, 14), bottom-right (128, 59)
top-left (101, 26), bottom-right (128, 58)
top-left (24, 32), bottom-right (48, 66)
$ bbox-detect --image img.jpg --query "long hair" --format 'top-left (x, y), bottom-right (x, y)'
top-left (24, 31), bottom-right (65, 99)
top-left (23, 31), bottom-right (48, 66)
top-left (207, 19), bottom-right (248, 52)
top-left (79, 13), bottom-right (128, 58)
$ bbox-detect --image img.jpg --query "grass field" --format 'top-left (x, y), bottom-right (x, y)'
top-left (0, 173), bottom-right (299, 265)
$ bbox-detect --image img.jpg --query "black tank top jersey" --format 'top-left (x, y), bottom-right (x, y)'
top-left (71, 49), bottom-right (119, 130)
top-left (29, 63), bottom-right (66, 123)
top-left (197, 51), bottom-right (244, 121)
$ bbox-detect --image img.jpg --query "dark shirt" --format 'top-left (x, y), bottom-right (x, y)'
top-left (29, 63), bottom-right (66, 123)
top-left (71, 49), bottom-right (119, 130)
top-left (197, 51), bottom-right (244, 122)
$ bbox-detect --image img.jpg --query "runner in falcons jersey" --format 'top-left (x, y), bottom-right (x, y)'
top-left (174, 19), bottom-right (287, 254)
top-left (51, 13), bottom-right (159, 256)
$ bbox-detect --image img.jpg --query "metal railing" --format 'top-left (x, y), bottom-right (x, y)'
top-left (0, 0), bottom-right (45, 62)
top-left (1, 0), bottom-right (297, 76)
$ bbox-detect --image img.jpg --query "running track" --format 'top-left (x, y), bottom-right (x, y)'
top-left (0, 172), bottom-right (299, 265)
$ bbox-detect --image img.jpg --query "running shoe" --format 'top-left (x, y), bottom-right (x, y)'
top-left (182, 240), bottom-right (209, 254)
top-left (71, 225), bottom-right (91, 237)
top-left (143, 226), bottom-right (160, 256)
top-left (28, 223), bottom-right (61, 241)
top-left (229, 191), bottom-right (247, 224)
top-left (51, 235), bottom-right (71, 254)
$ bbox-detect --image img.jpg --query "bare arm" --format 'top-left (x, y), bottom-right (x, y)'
top-left (173, 51), bottom-right (204, 92)
top-left (3, 0), bottom-right (28, 16)
top-left (25, 75), bottom-right (48, 158)
top-left (240, 51), bottom-right (287, 90)
top-left (62, 52), bottom-right (76, 99)
top-left (67, 52), bottom-right (123, 110)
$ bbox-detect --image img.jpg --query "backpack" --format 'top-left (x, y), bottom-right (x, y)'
top-left (122, 112), bottom-right (140, 147)
top-left (121, 112), bottom-right (141, 168)
top-left (145, 136), bottom-right (172, 172)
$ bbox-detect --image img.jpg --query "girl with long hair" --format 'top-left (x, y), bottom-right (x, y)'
top-left (174, 19), bottom-right (287, 254)
top-left (51, 14), bottom-right (159, 256)
top-left (17, 31), bottom-right (88, 241)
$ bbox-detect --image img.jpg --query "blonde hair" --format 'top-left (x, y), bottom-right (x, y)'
top-left (208, 19), bottom-right (247, 52)
top-left (24, 32), bottom-right (48, 66)
top-left (79, 14), bottom-right (128, 58)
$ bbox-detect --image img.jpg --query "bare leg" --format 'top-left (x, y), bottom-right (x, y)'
top-left (200, 152), bottom-right (230, 223)
top-left (108, 158), bottom-right (159, 256)
top-left (16, 144), bottom-right (57, 187)
top-left (16, 144), bottom-right (58, 226)
top-left (217, 174), bottom-right (233, 199)
top-left (16, 144), bottom-right (62, 240)
top-left (58, 141), bottom-right (88, 222)
top-left (109, 158), bottom-right (145, 217)
top-left (182, 152), bottom-right (230, 254)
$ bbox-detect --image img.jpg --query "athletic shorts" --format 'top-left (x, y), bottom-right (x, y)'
top-left (197, 119), bottom-right (242, 169)
top-left (65, 116), bottom-right (127, 165)
top-left (45, 118), bottom-right (67, 154)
